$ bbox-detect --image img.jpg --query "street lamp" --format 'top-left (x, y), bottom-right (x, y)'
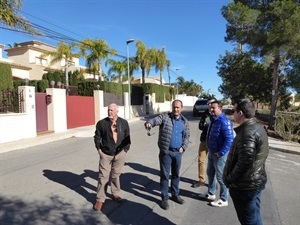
top-left (126, 39), bottom-right (134, 119)
top-left (175, 68), bottom-right (180, 99)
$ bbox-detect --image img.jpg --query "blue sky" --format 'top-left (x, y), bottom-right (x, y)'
top-left (0, 0), bottom-right (234, 99)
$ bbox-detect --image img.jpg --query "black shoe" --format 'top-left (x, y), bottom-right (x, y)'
top-left (161, 200), bottom-right (169, 210)
top-left (171, 195), bottom-right (185, 204)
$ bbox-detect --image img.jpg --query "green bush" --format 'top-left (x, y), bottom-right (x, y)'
top-left (275, 112), bottom-right (300, 142)
top-left (37, 79), bottom-right (49, 92)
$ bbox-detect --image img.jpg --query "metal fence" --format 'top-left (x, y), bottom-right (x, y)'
top-left (0, 89), bottom-right (24, 114)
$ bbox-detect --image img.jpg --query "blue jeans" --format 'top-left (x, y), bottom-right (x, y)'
top-left (159, 151), bottom-right (182, 200)
top-left (230, 188), bottom-right (264, 225)
top-left (207, 152), bottom-right (228, 201)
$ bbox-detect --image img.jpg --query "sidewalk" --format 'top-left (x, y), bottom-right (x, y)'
top-left (0, 117), bottom-right (143, 154)
top-left (268, 138), bottom-right (300, 155)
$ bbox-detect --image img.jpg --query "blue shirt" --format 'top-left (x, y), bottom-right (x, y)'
top-left (169, 116), bottom-right (183, 149)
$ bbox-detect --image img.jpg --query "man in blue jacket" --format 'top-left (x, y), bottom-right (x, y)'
top-left (199, 100), bottom-right (234, 207)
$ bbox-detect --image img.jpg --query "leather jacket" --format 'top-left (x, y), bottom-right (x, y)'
top-left (223, 118), bottom-right (269, 190)
top-left (94, 117), bottom-right (131, 156)
top-left (199, 109), bottom-right (212, 142)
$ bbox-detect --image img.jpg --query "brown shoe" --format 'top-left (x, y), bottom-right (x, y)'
top-left (112, 195), bottom-right (123, 203)
top-left (192, 181), bottom-right (206, 188)
top-left (93, 201), bottom-right (103, 211)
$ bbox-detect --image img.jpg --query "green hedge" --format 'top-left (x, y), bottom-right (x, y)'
top-left (77, 81), bottom-right (175, 101)
top-left (0, 63), bottom-right (13, 91)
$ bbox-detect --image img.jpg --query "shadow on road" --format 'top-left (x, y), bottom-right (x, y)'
top-left (43, 169), bottom-right (96, 204)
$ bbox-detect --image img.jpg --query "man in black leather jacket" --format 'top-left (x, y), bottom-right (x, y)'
top-left (223, 99), bottom-right (269, 225)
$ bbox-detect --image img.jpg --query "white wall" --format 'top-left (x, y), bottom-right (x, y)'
top-left (177, 94), bottom-right (199, 106)
top-left (0, 88), bottom-right (173, 152)
top-left (46, 88), bottom-right (67, 132)
top-left (0, 86), bottom-right (36, 147)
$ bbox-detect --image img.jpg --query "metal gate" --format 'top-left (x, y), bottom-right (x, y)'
top-left (35, 93), bottom-right (48, 133)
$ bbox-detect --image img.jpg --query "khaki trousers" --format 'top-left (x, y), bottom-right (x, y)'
top-left (198, 141), bottom-right (208, 183)
top-left (96, 150), bottom-right (126, 203)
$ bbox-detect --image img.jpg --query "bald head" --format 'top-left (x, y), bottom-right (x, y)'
top-left (108, 103), bottom-right (119, 121)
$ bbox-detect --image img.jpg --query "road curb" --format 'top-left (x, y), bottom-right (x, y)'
top-left (269, 146), bottom-right (300, 155)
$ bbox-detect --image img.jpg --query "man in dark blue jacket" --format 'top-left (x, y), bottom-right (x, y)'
top-left (199, 100), bottom-right (234, 207)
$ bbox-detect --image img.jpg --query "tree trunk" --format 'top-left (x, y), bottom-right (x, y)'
top-left (142, 68), bottom-right (145, 84)
top-left (268, 57), bottom-right (280, 130)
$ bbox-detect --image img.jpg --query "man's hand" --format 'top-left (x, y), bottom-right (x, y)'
top-left (145, 122), bottom-right (152, 130)
top-left (97, 149), bottom-right (102, 155)
top-left (214, 152), bottom-right (221, 158)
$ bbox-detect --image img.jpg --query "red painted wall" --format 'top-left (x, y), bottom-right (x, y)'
top-left (66, 96), bottom-right (95, 129)
top-left (35, 93), bottom-right (48, 132)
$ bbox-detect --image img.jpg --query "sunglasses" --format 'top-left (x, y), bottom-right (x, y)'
top-left (147, 129), bottom-right (155, 136)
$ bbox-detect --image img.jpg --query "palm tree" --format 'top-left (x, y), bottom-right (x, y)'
top-left (79, 39), bottom-right (117, 81)
top-left (154, 46), bottom-right (167, 85)
top-left (7, 42), bottom-right (20, 48)
top-left (105, 59), bottom-right (127, 83)
top-left (177, 76), bottom-right (185, 94)
top-left (1, 0), bottom-right (41, 34)
top-left (135, 40), bottom-right (147, 84)
top-left (128, 56), bottom-right (139, 81)
top-left (144, 47), bottom-right (157, 77)
top-left (41, 41), bottom-right (78, 94)
top-left (166, 59), bottom-right (171, 86)
top-left (135, 41), bottom-right (156, 83)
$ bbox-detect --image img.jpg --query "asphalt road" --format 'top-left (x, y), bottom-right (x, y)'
top-left (0, 110), bottom-right (299, 225)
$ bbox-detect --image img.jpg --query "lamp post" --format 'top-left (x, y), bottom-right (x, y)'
top-left (175, 68), bottom-right (180, 99)
top-left (24, 78), bottom-right (29, 86)
top-left (50, 80), bottom-right (55, 88)
top-left (126, 39), bottom-right (134, 119)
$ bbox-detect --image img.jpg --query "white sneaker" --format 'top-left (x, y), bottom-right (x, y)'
top-left (210, 199), bottom-right (228, 207)
top-left (199, 193), bottom-right (216, 201)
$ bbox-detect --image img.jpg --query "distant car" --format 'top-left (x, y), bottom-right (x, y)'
top-left (193, 99), bottom-right (208, 117)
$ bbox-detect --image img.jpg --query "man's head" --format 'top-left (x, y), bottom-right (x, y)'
top-left (172, 100), bottom-right (183, 118)
top-left (233, 99), bottom-right (256, 124)
top-left (108, 103), bottom-right (118, 121)
top-left (207, 97), bottom-right (217, 113)
top-left (209, 100), bottom-right (222, 118)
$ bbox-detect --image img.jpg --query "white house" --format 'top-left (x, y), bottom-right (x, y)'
top-left (1, 40), bottom-right (89, 81)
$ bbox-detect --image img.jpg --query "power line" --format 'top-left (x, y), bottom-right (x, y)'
top-left (20, 10), bottom-right (86, 40)
top-left (1, 11), bottom-right (128, 59)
